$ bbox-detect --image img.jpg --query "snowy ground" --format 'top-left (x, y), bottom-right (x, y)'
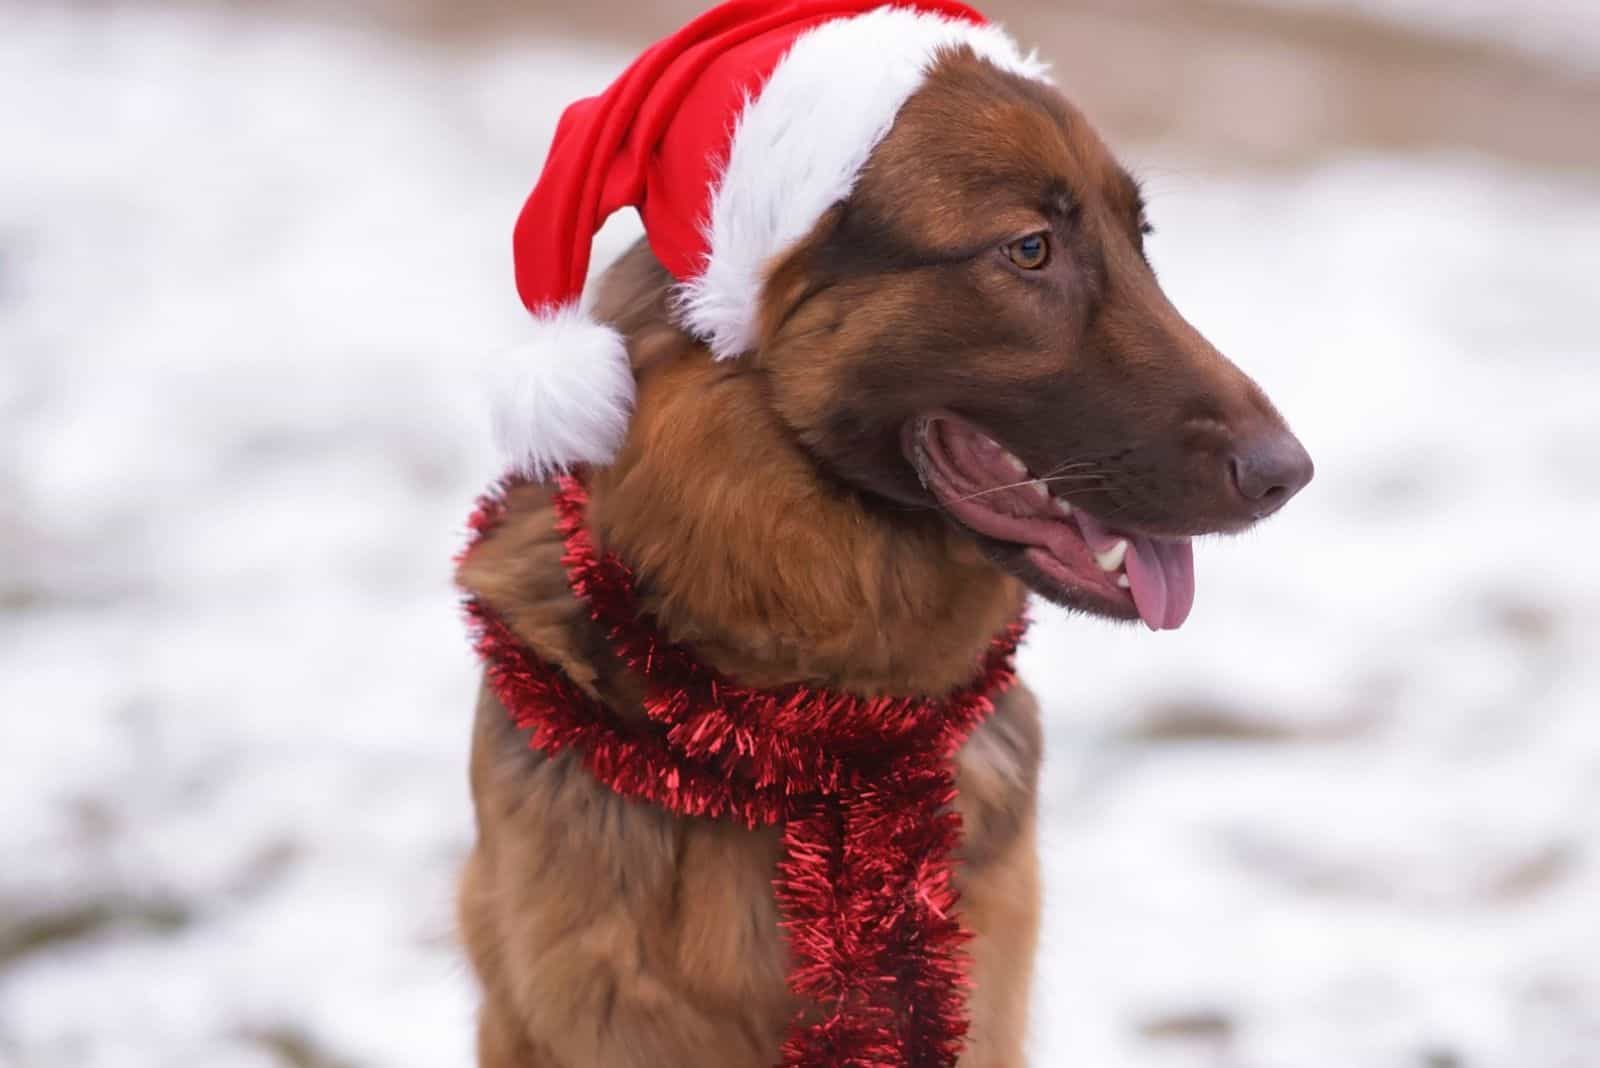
top-left (2, 5), bottom-right (1597, 1068)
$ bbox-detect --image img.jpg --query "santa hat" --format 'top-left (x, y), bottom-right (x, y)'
top-left (497, 0), bottom-right (1049, 478)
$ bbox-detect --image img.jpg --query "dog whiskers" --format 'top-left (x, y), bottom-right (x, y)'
top-left (1034, 460), bottom-right (1097, 479)
top-left (941, 472), bottom-right (1107, 507)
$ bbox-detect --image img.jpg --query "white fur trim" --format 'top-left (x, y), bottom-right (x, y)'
top-left (676, 8), bottom-right (1049, 360)
top-left (491, 307), bottom-right (635, 479)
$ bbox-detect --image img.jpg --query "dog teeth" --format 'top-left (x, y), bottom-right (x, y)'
top-left (1029, 480), bottom-right (1049, 500)
top-left (1117, 574), bottom-right (1131, 588)
top-left (1001, 452), bottom-right (1027, 477)
top-left (1053, 497), bottom-right (1073, 517)
top-left (1095, 540), bottom-right (1128, 572)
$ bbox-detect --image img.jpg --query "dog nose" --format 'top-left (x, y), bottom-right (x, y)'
top-left (1228, 430), bottom-right (1314, 515)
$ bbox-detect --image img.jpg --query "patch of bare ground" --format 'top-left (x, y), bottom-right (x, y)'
top-left (240, 1026), bottom-right (364, 1068)
top-left (1127, 697), bottom-right (1382, 743)
top-left (165, 0), bottom-right (1600, 172)
top-left (0, 895), bottom-right (191, 969)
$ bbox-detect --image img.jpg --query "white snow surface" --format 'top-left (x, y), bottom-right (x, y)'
top-left (2, 5), bottom-right (1598, 1068)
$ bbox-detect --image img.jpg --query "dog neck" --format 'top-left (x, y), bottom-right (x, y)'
top-left (584, 353), bottom-right (1025, 698)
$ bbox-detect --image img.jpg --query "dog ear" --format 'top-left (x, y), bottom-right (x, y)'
top-left (753, 205), bottom-right (847, 359)
top-left (588, 239), bottom-right (705, 377)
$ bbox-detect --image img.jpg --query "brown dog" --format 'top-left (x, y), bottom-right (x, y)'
top-left (456, 43), bottom-right (1311, 1068)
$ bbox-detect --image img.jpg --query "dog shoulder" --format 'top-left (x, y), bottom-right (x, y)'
top-left (956, 682), bottom-right (1043, 870)
top-left (463, 677), bottom-right (796, 1064)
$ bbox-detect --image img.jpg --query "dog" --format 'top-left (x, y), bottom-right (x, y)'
top-left (455, 29), bottom-right (1312, 1068)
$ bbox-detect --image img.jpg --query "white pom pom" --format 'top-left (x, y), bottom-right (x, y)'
top-left (491, 307), bottom-right (636, 480)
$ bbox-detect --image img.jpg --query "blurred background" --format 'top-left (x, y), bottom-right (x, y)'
top-left (2, 1), bottom-right (1597, 1066)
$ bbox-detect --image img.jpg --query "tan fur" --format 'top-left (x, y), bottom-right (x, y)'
top-left (588, 322), bottom-right (1026, 696)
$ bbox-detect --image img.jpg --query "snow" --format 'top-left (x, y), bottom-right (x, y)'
top-left (2, 5), bottom-right (1597, 1067)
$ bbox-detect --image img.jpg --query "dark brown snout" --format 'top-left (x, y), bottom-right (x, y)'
top-left (1163, 359), bottom-right (1315, 532)
top-left (1084, 248), bottom-right (1315, 535)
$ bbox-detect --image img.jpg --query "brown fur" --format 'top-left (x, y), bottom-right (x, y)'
top-left (459, 48), bottom-right (1307, 1068)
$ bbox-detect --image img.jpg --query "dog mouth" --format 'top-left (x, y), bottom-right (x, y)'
top-left (906, 413), bottom-right (1195, 631)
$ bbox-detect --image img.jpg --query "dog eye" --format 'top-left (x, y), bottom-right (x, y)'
top-left (1005, 233), bottom-right (1051, 270)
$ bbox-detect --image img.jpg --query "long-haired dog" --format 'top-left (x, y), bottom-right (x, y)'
top-left (456, 5), bottom-right (1312, 1066)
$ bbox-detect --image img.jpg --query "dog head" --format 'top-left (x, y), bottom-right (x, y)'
top-left (755, 50), bottom-right (1313, 630)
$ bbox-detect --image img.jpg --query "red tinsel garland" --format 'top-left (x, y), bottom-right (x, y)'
top-left (460, 475), bottom-right (1026, 1068)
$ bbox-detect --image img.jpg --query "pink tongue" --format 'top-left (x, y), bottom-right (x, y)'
top-left (1125, 537), bottom-right (1195, 631)
top-left (1076, 514), bottom-right (1196, 632)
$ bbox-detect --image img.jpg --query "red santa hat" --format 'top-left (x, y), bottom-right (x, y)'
top-left (497, 0), bottom-right (1049, 478)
